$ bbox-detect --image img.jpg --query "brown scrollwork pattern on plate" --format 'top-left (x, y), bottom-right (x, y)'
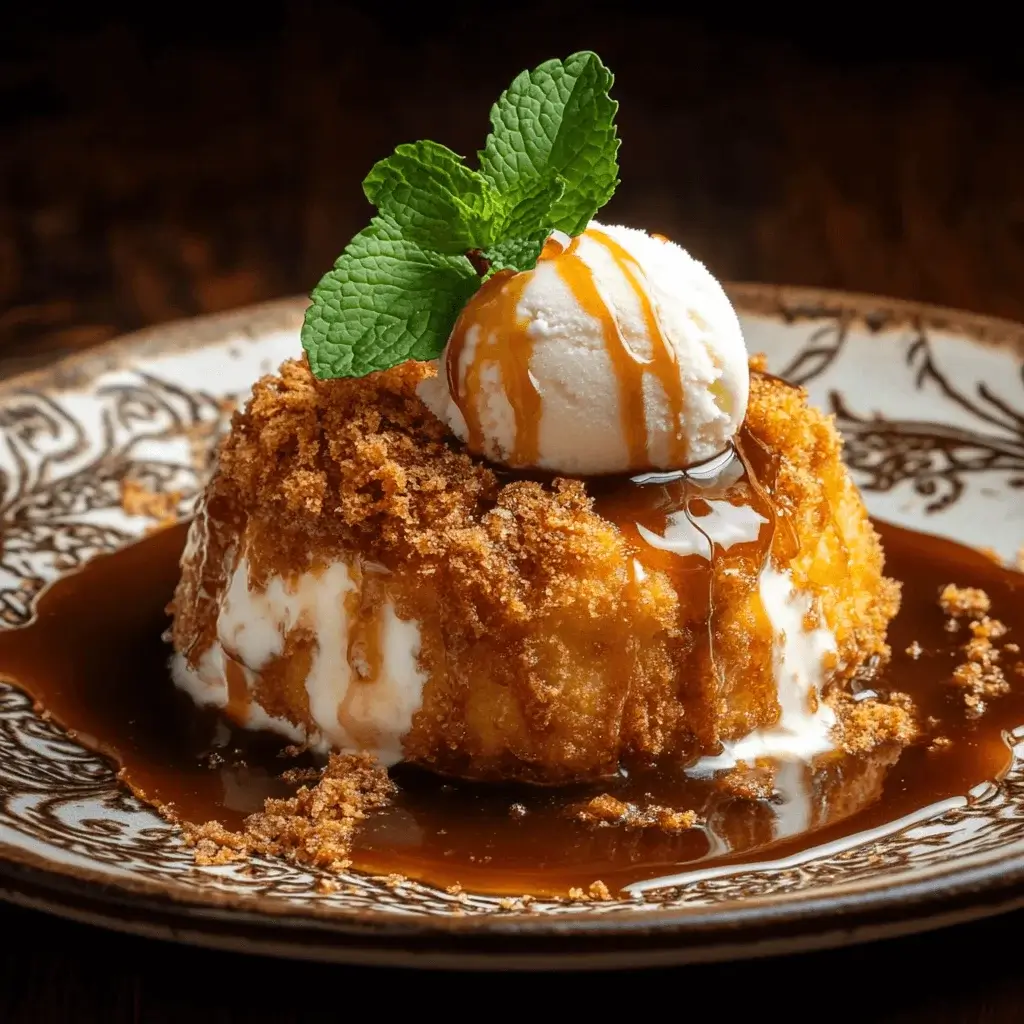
top-left (0, 373), bottom-right (231, 625)
top-left (0, 310), bottom-right (1023, 919)
top-left (777, 317), bottom-right (1024, 515)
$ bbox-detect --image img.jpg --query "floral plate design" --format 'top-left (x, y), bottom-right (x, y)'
top-left (1, 287), bottom-right (1023, 969)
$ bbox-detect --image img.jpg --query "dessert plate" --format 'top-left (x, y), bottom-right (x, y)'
top-left (1, 286), bottom-right (1023, 969)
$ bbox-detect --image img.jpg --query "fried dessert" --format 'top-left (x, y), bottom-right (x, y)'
top-left (170, 52), bottom-right (902, 786)
top-left (3, 49), bottom-right (1020, 902)
top-left (170, 224), bottom-right (899, 783)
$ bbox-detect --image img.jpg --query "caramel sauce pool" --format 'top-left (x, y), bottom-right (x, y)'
top-left (1, 520), bottom-right (1023, 897)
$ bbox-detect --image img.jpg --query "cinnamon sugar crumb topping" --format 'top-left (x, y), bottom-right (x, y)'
top-left (588, 880), bottom-right (613, 901)
top-left (495, 895), bottom-right (537, 913)
top-left (935, 586), bottom-right (1015, 715)
top-left (947, 611), bottom-right (1011, 709)
top-left (720, 761), bottom-right (777, 801)
top-left (835, 696), bottom-right (917, 755)
top-left (964, 693), bottom-right (986, 719)
top-left (905, 641), bottom-right (923, 660)
top-left (970, 616), bottom-right (1007, 640)
top-left (952, 660), bottom-right (1009, 699)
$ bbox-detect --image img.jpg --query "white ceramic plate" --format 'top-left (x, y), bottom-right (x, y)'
top-left (1, 287), bottom-right (1023, 969)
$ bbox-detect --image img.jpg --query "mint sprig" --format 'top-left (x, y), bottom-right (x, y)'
top-left (302, 51), bottom-right (619, 379)
top-left (479, 52), bottom-right (619, 238)
top-left (362, 141), bottom-right (500, 254)
top-left (303, 215), bottom-right (478, 379)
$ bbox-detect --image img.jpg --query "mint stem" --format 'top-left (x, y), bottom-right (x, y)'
top-left (466, 249), bottom-right (491, 277)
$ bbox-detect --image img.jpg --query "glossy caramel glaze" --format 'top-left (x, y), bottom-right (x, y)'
top-left (1, 518), bottom-right (1022, 896)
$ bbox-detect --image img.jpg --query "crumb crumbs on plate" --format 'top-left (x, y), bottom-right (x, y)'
top-left (497, 895), bottom-right (538, 912)
top-left (121, 479), bottom-right (182, 530)
top-left (181, 753), bottom-right (394, 872)
top-left (835, 693), bottom-right (917, 755)
top-left (938, 585), bottom-right (1015, 713)
top-left (939, 584), bottom-right (991, 620)
top-left (569, 793), bottom-right (700, 833)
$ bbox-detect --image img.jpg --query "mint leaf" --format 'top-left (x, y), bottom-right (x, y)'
top-left (302, 214), bottom-right (478, 378)
top-left (479, 51), bottom-right (619, 238)
top-left (480, 175), bottom-right (567, 276)
top-left (481, 236), bottom-right (547, 276)
top-left (497, 173), bottom-right (566, 240)
top-left (362, 141), bottom-right (501, 254)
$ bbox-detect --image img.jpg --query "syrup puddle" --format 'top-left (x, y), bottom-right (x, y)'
top-left (0, 518), bottom-right (1022, 897)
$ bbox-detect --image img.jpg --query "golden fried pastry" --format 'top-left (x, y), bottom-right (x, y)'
top-left (170, 355), bottom-right (900, 784)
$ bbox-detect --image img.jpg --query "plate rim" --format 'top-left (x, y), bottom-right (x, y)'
top-left (1, 281), bottom-right (1022, 404)
top-left (3, 837), bottom-right (1024, 969)
top-left (2, 282), bottom-right (1024, 965)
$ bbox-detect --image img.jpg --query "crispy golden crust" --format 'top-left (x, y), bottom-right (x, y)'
top-left (171, 356), bottom-right (900, 783)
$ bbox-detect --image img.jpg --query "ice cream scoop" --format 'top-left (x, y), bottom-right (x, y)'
top-left (417, 222), bottom-right (749, 475)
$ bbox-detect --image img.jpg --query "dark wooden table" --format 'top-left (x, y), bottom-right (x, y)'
top-left (3, 7), bottom-right (1024, 1019)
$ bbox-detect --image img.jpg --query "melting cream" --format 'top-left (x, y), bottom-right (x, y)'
top-left (636, 499), bottom-right (768, 560)
top-left (691, 564), bottom-right (838, 775)
top-left (171, 646), bottom-right (307, 744)
top-left (172, 554), bottom-right (428, 765)
top-left (171, 644), bottom-right (228, 709)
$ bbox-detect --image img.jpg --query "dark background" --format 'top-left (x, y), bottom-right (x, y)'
top-left (4, 5), bottom-right (1024, 369)
top-left (3, 6), bottom-right (1024, 1020)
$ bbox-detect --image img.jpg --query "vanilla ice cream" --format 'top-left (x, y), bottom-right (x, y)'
top-left (418, 221), bottom-right (749, 475)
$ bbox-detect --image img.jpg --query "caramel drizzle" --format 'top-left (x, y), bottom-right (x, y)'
top-left (551, 234), bottom-right (650, 467)
top-left (580, 228), bottom-right (688, 467)
top-left (445, 228), bottom-right (691, 471)
top-left (223, 656), bottom-right (252, 721)
top-left (445, 271), bottom-right (540, 466)
top-left (592, 431), bottom-right (782, 747)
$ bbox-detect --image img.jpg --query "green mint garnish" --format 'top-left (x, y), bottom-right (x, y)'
top-left (362, 141), bottom-right (500, 255)
top-left (479, 51), bottom-right (619, 238)
top-left (304, 215), bottom-right (478, 380)
top-left (302, 51), bottom-right (619, 379)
